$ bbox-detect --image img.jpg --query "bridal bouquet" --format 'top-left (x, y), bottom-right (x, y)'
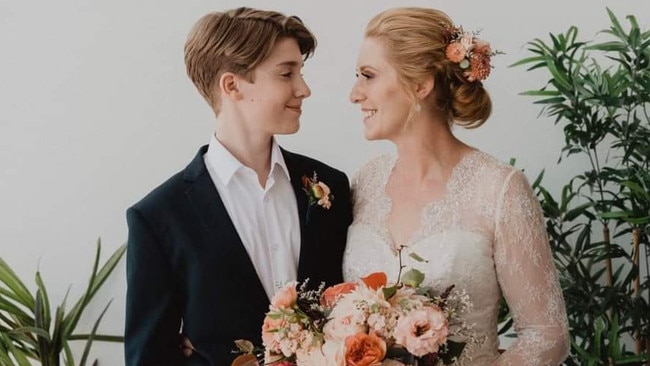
top-left (232, 255), bottom-right (475, 366)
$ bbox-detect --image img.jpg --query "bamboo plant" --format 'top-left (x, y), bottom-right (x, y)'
top-left (0, 239), bottom-right (126, 366)
top-left (511, 8), bottom-right (649, 365)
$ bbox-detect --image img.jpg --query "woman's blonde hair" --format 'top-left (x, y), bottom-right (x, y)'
top-left (184, 7), bottom-right (316, 114)
top-left (365, 7), bottom-right (491, 128)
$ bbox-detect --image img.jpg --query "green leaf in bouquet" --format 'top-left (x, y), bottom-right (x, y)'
top-left (401, 268), bottom-right (425, 288)
top-left (382, 285), bottom-right (398, 300)
top-left (408, 253), bottom-right (428, 263)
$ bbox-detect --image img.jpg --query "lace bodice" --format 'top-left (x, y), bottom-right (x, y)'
top-left (343, 152), bottom-right (569, 365)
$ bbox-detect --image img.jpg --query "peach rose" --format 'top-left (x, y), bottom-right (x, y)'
top-left (313, 182), bottom-right (332, 209)
top-left (270, 281), bottom-right (297, 309)
top-left (344, 332), bottom-right (386, 366)
top-left (393, 307), bottom-right (449, 357)
top-left (321, 282), bottom-right (357, 308)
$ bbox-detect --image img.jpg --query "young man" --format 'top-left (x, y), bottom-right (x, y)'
top-left (124, 7), bottom-right (352, 365)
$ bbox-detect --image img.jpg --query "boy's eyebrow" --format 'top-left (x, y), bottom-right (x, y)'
top-left (275, 60), bottom-right (304, 68)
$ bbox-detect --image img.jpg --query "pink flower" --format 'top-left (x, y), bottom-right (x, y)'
top-left (323, 314), bottom-right (366, 343)
top-left (459, 33), bottom-right (473, 50)
top-left (271, 282), bottom-right (298, 309)
top-left (262, 316), bottom-right (287, 352)
top-left (393, 306), bottom-right (449, 357)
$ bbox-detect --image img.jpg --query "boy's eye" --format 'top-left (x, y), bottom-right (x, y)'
top-left (281, 72), bottom-right (293, 78)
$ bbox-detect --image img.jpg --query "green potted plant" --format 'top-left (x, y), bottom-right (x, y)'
top-left (0, 239), bottom-right (126, 366)
top-left (511, 8), bottom-right (649, 365)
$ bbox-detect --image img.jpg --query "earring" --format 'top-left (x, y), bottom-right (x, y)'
top-left (414, 103), bottom-right (422, 112)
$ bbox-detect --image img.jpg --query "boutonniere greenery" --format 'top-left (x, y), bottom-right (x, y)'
top-left (301, 171), bottom-right (334, 210)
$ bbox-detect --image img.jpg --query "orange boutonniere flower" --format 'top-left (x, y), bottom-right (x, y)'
top-left (302, 171), bottom-right (334, 210)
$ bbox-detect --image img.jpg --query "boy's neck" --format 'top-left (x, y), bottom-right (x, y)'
top-left (214, 127), bottom-right (274, 188)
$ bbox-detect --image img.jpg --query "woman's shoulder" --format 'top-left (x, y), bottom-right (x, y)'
top-left (463, 149), bottom-right (533, 198)
top-left (470, 149), bottom-right (523, 179)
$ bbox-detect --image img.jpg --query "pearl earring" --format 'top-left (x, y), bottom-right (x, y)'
top-left (414, 103), bottom-right (422, 112)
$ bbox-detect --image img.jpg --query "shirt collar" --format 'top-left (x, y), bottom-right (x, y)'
top-left (206, 134), bottom-right (291, 186)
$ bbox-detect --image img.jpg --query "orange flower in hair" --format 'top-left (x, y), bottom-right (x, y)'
top-left (444, 26), bottom-right (501, 82)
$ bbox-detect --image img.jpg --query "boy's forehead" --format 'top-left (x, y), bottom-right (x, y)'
top-left (262, 38), bottom-right (305, 67)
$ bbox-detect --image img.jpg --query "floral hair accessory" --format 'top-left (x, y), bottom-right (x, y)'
top-left (301, 171), bottom-right (333, 210)
top-left (444, 26), bottom-right (500, 82)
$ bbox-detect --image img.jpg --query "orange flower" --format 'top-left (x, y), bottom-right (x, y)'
top-left (344, 332), bottom-right (386, 366)
top-left (321, 282), bottom-right (357, 308)
top-left (445, 42), bottom-right (466, 63)
top-left (466, 52), bottom-right (491, 81)
top-left (361, 272), bottom-right (387, 290)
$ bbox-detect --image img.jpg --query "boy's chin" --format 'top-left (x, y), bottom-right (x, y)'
top-left (274, 122), bottom-right (301, 135)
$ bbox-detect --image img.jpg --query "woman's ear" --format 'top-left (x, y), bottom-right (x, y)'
top-left (415, 76), bottom-right (434, 100)
top-left (219, 72), bottom-right (243, 101)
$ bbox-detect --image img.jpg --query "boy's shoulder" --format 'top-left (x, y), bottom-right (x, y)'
top-left (129, 146), bottom-right (208, 213)
top-left (280, 148), bottom-right (347, 181)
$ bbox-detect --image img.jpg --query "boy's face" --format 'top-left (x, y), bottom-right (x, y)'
top-left (236, 37), bottom-right (311, 137)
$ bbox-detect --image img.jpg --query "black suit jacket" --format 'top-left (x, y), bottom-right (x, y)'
top-left (124, 145), bottom-right (352, 365)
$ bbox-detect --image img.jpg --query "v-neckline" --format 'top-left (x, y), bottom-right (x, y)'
top-left (379, 150), bottom-right (479, 253)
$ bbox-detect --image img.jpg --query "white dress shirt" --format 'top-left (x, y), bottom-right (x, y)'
top-left (203, 134), bottom-right (301, 301)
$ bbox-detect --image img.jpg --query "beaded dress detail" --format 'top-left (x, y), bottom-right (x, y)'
top-left (343, 152), bottom-right (569, 365)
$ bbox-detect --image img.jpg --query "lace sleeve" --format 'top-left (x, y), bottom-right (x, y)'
top-left (493, 169), bottom-right (570, 366)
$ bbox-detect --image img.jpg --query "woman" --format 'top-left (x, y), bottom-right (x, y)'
top-left (343, 7), bottom-right (570, 365)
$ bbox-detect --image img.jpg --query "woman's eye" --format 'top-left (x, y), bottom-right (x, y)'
top-left (361, 72), bottom-right (373, 79)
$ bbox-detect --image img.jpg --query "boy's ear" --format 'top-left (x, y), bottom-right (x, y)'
top-left (415, 76), bottom-right (434, 100)
top-left (219, 72), bottom-right (243, 101)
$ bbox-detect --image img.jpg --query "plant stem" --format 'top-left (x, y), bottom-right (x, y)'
top-left (603, 225), bottom-right (614, 287)
top-left (633, 227), bottom-right (641, 355)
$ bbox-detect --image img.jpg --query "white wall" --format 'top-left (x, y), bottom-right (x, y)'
top-left (1, 0), bottom-right (648, 363)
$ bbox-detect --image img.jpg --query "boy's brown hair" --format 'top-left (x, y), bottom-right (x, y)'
top-left (184, 7), bottom-right (317, 114)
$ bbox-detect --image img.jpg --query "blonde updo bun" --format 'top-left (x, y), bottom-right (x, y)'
top-left (365, 7), bottom-right (492, 128)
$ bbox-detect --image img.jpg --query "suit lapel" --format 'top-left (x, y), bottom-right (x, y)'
top-left (183, 146), bottom-right (268, 303)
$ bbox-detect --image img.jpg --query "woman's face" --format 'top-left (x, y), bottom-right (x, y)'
top-left (349, 37), bottom-right (413, 141)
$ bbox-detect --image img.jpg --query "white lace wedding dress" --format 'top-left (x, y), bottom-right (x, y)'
top-left (342, 151), bottom-right (570, 365)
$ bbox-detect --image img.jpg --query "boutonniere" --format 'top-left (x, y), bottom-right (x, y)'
top-left (301, 171), bottom-right (334, 210)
